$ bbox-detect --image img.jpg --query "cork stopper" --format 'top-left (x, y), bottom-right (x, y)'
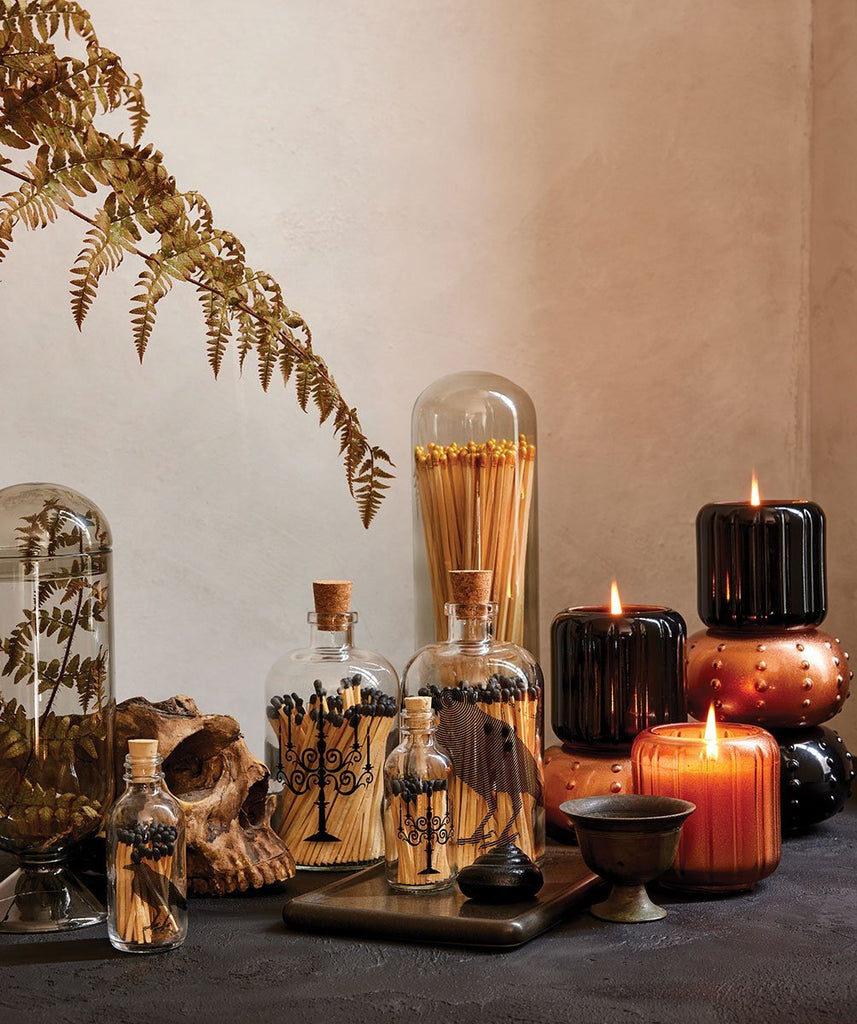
top-left (127, 738), bottom-right (159, 781)
top-left (403, 694), bottom-right (434, 732)
top-left (313, 579), bottom-right (353, 630)
top-left (449, 569), bottom-right (493, 608)
top-left (404, 695), bottom-right (432, 716)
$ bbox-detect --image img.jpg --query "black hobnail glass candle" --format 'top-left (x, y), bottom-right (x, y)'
top-left (551, 607), bottom-right (686, 746)
top-left (696, 501), bottom-right (826, 629)
top-left (777, 726), bottom-right (854, 833)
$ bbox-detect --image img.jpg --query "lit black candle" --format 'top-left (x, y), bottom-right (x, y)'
top-left (551, 583), bottom-right (687, 746)
top-left (696, 476), bottom-right (826, 629)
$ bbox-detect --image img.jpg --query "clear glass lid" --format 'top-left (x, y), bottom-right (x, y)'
top-left (412, 370), bottom-right (536, 445)
top-left (0, 483), bottom-right (111, 559)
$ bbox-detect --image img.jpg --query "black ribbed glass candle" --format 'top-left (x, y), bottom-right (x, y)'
top-left (551, 606), bottom-right (687, 746)
top-left (696, 501), bottom-right (826, 628)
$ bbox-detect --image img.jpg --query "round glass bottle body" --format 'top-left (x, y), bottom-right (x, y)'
top-left (0, 483), bottom-right (114, 933)
top-left (401, 602), bottom-right (545, 869)
top-left (412, 371), bottom-right (539, 655)
top-left (107, 754), bottom-right (187, 952)
top-left (265, 611), bottom-right (399, 870)
top-left (384, 703), bottom-right (456, 893)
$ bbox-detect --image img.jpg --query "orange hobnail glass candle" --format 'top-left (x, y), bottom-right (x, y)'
top-left (632, 720), bottom-right (781, 893)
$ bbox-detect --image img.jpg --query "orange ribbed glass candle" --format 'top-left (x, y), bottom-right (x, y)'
top-left (632, 720), bottom-right (781, 892)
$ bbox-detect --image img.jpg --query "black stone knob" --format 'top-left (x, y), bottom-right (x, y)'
top-left (457, 843), bottom-right (544, 903)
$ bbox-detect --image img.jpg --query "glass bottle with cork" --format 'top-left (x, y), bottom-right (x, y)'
top-left (384, 694), bottom-right (456, 893)
top-left (265, 580), bottom-right (399, 870)
top-left (401, 569), bottom-right (545, 870)
top-left (107, 739), bottom-right (187, 953)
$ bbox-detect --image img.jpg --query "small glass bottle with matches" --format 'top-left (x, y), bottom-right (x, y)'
top-left (107, 739), bottom-right (187, 953)
top-left (383, 695), bottom-right (456, 893)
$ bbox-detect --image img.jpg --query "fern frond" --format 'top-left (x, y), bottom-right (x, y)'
top-left (295, 360), bottom-right (312, 412)
top-left (0, 213), bottom-right (10, 258)
top-left (278, 335), bottom-right (295, 386)
top-left (0, 0), bottom-right (394, 525)
top-left (234, 305), bottom-right (255, 372)
top-left (29, 1), bottom-right (97, 46)
top-left (198, 288), bottom-right (231, 378)
top-left (69, 203), bottom-right (131, 326)
top-left (129, 257), bottom-right (172, 361)
top-left (312, 371), bottom-right (337, 425)
top-left (255, 318), bottom-right (277, 392)
top-left (0, 133), bottom-right (167, 243)
top-left (123, 72), bottom-right (147, 143)
top-left (158, 225), bottom-right (224, 283)
top-left (0, 52), bottom-right (115, 144)
top-left (73, 650), bottom-right (106, 713)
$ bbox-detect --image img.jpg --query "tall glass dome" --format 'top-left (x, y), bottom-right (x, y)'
top-left (412, 371), bottom-right (539, 656)
top-left (0, 483), bottom-right (114, 932)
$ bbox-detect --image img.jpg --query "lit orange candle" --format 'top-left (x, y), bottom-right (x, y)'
top-left (631, 707), bottom-right (780, 893)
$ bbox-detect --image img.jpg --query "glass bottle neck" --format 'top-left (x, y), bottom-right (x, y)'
top-left (307, 611), bottom-right (356, 652)
top-left (123, 752), bottom-right (164, 792)
top-left (122, 770), bottom-right (164, 794)
top-left (122, 778), bottom-right (164, 794)
top-left (402, 728), bottom-right (436, 748)
top-left (446, 612), bottom-right (494, 646)
top-left (308, 623), bottom-right (354, 651)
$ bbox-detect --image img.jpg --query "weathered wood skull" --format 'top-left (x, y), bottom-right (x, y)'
top-left (115, 695), bottom-right (295, 895)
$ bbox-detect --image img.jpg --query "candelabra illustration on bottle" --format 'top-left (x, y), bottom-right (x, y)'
top-left (393, 776), bottom-right (453, 878)
top-left (269, 677), bottom-right (396, 865)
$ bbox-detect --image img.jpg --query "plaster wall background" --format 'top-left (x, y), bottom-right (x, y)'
top-left (0, 1), bottom-right (824, 755)
top-left (811, 0), bottom-right (857, 748)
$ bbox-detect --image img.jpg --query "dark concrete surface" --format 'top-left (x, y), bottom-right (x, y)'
top-left (2, 802), bottom-right (855, 1024)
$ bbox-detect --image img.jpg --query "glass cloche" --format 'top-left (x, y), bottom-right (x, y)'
top-left (412, 370), bottom-right (539, 655)
top-left (0, 483), bottom-right (115, 932)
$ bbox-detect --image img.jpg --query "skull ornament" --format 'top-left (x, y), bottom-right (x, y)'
top-left (115, 695), bottom-right (295, 895)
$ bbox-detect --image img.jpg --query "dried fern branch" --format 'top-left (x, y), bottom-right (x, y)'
top-left (0, 0), bottom-right (393, 526)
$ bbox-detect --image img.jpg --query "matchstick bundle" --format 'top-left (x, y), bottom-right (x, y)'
top-left (420, 675), bottom-right (544, 868)
top-left (414, 435), bottom-right (536, 644)
top-left (269, 678), bottom-right (397, 868)
top-left (113, 823), bottom-right (183, 948)
top-left (387, 774), bottom-right (455, 889)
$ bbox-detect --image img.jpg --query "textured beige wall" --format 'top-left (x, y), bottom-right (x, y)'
top-left (530, 1), bottom-right (812, 637)
top-left (0, 2), bottom-right (814, 754)
top-left (811, 0), bottom-right (857, 749)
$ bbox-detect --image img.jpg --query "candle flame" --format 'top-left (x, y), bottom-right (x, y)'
top-left (704, 703), bottom-right (719, 759)
top-left (750, 472), bottom-right (760, 507)
top-left (610, 580), bottom-right (623, 615)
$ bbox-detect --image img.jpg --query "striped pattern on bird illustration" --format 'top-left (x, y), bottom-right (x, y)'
top-left (423, 676), bottom-right (543, 868)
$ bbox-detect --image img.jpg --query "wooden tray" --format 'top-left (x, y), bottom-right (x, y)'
top-left (282, 846), bottom-right (601, 950)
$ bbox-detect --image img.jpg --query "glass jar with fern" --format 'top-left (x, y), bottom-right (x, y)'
top-left (0, 484), bottom-right (114, 932)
